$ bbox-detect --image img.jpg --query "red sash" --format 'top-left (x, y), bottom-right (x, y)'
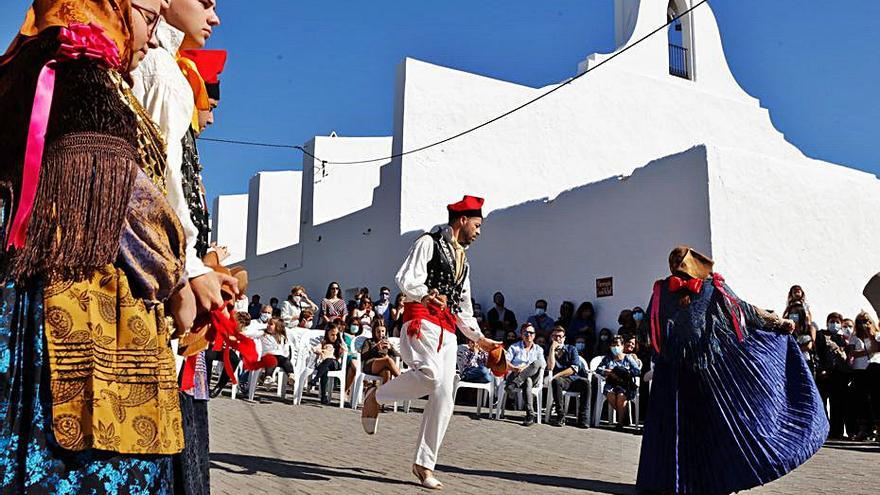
top-left (404, 302), bottom-right (456, 351)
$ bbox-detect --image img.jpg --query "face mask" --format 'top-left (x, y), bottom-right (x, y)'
top-left (828, 322), bottom-right (841, 333)
top-left (575, 342), bottom-right (586, 351)
top-left (535, 308), bottom-right (545, 316)
top-left (611, 346), bottom-right (623, 356)
top-left (600, 335), bottom-right (609, 342)
top-left (293, 295), bottom-right (302, 303)
top-left (259, 314), bottom-right (270, 323)
top-left (633, 312), bottom-right (644, 322)
top-left (790, 314), bottom-right (800, 323)
top-left (843, 326), bottom-right (854, 336)
top-left (348, 325), bottom-right (359, 334)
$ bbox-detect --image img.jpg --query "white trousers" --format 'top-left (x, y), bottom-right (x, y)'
top-left (375, 319), bottom-right (457, 470)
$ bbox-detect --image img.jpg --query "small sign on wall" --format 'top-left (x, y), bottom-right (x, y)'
top-left (596, 277), bottom-right (614, 298)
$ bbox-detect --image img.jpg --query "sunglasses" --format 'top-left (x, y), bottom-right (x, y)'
top-left (524, 331), bottom-right (535, 335)
top-left (132, 2), bottom-right (161, 40)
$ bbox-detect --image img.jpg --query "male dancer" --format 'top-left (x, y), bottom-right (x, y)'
top-left (362, 195), bottom-right (501, 489)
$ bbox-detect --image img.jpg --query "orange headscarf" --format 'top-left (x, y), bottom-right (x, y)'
top-left (2, 0), bottom-right (133, 67)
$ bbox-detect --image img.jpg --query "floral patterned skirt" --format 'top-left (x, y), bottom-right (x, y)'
top-left (0, 281), bottom-right (173, 494)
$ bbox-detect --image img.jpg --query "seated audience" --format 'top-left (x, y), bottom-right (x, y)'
top-left (596, 336), bottom-right (641, 429)
top-left (547, 326), bottom-right (592, 428)
top-left (360, 323), bottom-right (400, 384)
top-left (504, 324), bottom-right (546, 426)
top-left (310, 322), bottom-right (346, 405)
top-left (261, 317), bottom-right (295, 375)
top-left (457, 340), bottom-right (492, 384)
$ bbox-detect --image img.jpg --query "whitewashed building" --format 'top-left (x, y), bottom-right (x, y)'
top-left (213, 0), bottom-right (880, 330)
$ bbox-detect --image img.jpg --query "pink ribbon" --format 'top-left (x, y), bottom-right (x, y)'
top-left (712, 273), bottom-right (746, 343)
top-left (5, 23), bottom-right (120, 251)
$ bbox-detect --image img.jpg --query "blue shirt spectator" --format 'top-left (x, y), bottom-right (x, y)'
top-left (506, 337), bottom-right (544, 368)
top-left (526, 299), bottom-right (556, 336)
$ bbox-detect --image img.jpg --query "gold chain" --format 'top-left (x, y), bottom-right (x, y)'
top-left (108, 70), bottom-right (168, 194)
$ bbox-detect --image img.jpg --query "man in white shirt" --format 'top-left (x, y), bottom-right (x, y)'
top-left (504, 323), bottom-right (546, 426)
top-left (131, 1), bottom-right (232, 330)
top-left (361, 195), bottom-right (500, 489)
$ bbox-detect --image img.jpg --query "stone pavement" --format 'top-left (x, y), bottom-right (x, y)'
top-left (209, 391), bottom-right (878, 495)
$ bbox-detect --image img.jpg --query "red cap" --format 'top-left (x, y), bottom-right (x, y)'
top-left (447, 195), bottom-right (484, 217)
top-left (178, 49), bottom-right (227, 84)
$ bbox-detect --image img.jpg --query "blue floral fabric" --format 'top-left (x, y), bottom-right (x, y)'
top-left (0, 282), bottom-right (173, 495)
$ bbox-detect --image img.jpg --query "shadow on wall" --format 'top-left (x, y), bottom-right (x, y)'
top-left (242, 145), bottom-right (713, 322)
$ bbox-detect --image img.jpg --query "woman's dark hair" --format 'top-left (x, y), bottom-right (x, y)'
top-left (787, 285), bottom-right (805, 305)
top-left (324, 322), bottom-right (344, 358)
top-left (556, 301), bottom-right (575, 327)
top-left (395, 293), bottom-right (405, 305)
top-left (234, 311), bottom-right (251, 330)
top-left (325, 281), bottom-right (342, 299)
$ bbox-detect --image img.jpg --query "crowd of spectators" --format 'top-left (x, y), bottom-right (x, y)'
top-left (218, 282), bottom-right (880, 443)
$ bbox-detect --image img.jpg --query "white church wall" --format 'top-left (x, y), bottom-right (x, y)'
top-left (241, 135), bottom-right (404, 304)
top-left (468, 145), bottom-right (712, 332)
top-left (707, 146), bottom-right (880, 320)
top-left (211, 194), bottom-right (248, 264)
top-left (309, 135), bottom-right (394, 226)
top-left (245, 171), bottom-right (302, 257)
top-left (394, 3), bottom-right (801, 235)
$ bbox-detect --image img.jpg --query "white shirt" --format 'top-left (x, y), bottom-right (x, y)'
top-left (130, 20), bottom-right (211, 280)
top-left (243, 321), bottom-right (266, 340)
top-left (850, 337), bottom-right (869, 370)
top-left (395, 226), bottom-right (483, 343)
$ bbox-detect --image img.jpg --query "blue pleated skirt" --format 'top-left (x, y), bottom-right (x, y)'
top-left (0, 282), bottom-right (173, 494)
top-left (636, 327), bottom-right (828, 495)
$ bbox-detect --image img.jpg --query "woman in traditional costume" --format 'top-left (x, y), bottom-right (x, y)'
top-left (0, 1), bottom-right (187, 492)
top-left (636, 246), bottom-right (828, 495)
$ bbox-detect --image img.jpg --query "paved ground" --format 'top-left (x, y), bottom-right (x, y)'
top-left (209, 389), bottom-right (878, 495)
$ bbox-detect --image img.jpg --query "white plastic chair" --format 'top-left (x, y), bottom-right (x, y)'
top-left (231, 338), bottom-right (263, 401)
top-left (350, 337), bottom-right (402, 411)
top-left (591, 354), bottom-right (640, 427)
top-left (494, 365), bottom-right (546, 424)
top-left (292, 330), bottom-right (328, 405)
top-left (452, 372), bottom-right (497, 419)
top-left (545, 355), bottom-right (592, 423)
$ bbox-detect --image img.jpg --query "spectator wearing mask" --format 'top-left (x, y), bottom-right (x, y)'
top-left (321, 282), bottom-right (347, 329)
top-left (281, 285), bottom-right (317, 327)
top-left (815, 312), bottom-right (851, 439)
top-left (848, 312), bottom-right (880, 441)
top-left (244, 305), bottom-right (273, 339)
top-left (457, 340), bottom-right (493, 384)
top-left (842, 318), bottom-right (855, 344)
top-left (568, 302), bottom-right (596, 345)
top-left (573, 335), bottom-right (589, 360)
top-left (487, 292), bottom-right (517, 340)
top-left (310, 323), bottom-right (347, 405)
top-left (248, 294), bottom-right (262, 320)
top-left (526, 299), bottom-right (556, 338)
top-left (597, 336), bottom-right (641, 429)
top-left (389, 293), bottom-right (406, 337)
top-left (297, 310), bottom-right (315, 329)
top-left (360, 323), bottom-right (400, 385)
top-left (596, 328), bottom-right (614, 357)
top-left (374, 287), bottom-right (394, 328)
top-left (504, 324), bottom-right (546, 426)
top-left (546, 326), bottom-right (592, 428)
top-left (261, 318), bottom-right (294, 376)
top-left (785, 302), bottom-right (815, 374)
top-left (556, 301), bottom-right (575, 331)
top-left (269, 297), bottom-right (280, 311)
top-left (787, 285), bottom-right (814, 324)
top-left (342, 315), bottom-right (363, 403)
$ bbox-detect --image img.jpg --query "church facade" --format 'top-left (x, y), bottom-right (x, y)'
top-left (214, 0), bottom-right (880, 330)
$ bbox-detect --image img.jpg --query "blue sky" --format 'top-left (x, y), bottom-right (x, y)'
top-left (2, 1), bottom-right (877, 210)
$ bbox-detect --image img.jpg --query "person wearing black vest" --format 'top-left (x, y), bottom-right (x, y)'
top-left (361, 195), bottom-right (501, 490)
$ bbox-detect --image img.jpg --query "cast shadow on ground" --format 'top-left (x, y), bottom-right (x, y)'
top-left (436, 464), bottom-right (636, 495)
top-left (210, 453), bottom-right (414, 487)
top-left (821, 441), bottom-right (880, 454)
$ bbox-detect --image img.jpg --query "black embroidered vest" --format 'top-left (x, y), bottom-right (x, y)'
top-left (423, 230), bottom-right (469, 314)
top-left (181, 127), bottom-right (210, 258)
